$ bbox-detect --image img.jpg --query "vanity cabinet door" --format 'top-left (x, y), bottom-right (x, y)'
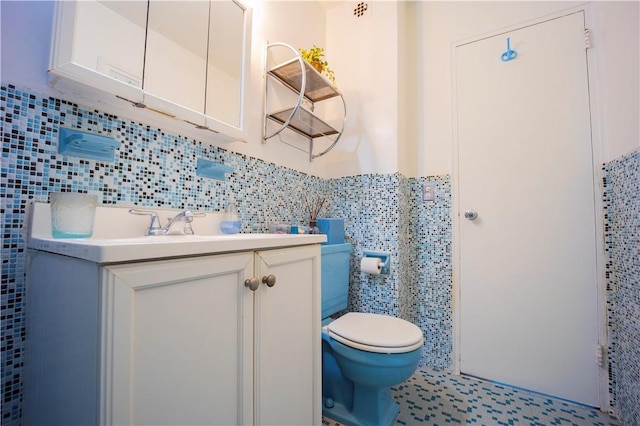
top-left (102, 252), bottom-right (254, 426)
top-left (253, 245), bottom-right (322, 426)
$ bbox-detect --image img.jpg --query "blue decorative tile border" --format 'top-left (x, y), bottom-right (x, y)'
top-left (603, 148), bottom-right (640, 424)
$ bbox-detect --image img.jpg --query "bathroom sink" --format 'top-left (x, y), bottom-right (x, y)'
top-left (27, 202), bottom-right (326, 263)
top-left (82, 234), bottom-right (291, 244)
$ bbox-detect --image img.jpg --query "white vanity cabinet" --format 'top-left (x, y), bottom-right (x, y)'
top-left (23, 244), bottom-right (321, 426)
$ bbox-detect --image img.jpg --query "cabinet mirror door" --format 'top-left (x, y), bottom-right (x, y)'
top-left (205, 1), bottom-right (247, 129)
top-left (144, 0), bottom-right (209, 115)
top-left (52, 0), bottom-right (251, 139)
top-left (68, 0), bottom-right (146, 89)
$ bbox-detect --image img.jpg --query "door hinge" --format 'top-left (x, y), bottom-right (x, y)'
top-left (584, 28), bottom-right (593, 50)
top-left (596, 344), bottom-right (605, 367)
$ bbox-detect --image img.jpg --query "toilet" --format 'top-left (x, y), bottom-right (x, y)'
top-left (321, 243), bottom-right (423, 426)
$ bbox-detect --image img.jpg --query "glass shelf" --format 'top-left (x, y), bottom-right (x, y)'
top-left (264, 42), bottom-right (346, 161)
top-left (267, 106), bottom-right (339, 139)
top-left (269, 58), bottom-right (340, 103)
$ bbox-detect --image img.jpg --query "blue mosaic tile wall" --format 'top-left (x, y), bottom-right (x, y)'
top-left (0, 84), bottom-right (328, 424)
top-left (326, 174), bottom-right (453, 370)
top-left (603, 148), bottom-right (640, 424)
top-left (409, 176), bottom-right (453, 371)
top-left (327, 174), bottom-right (402, 316)
top-left (1, 83), bottom-right (455, 424)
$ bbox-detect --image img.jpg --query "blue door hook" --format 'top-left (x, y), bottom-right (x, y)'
top-left (501, 37), bottom-right (517, 62)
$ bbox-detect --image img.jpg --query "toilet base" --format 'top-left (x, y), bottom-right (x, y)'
top-left (321, 326), bottom-right (421, 426)
top-left (322, 396), bottom-right (399, 426)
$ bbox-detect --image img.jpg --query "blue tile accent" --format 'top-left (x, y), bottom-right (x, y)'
top-left (603, 148), bottom-right (640, 424)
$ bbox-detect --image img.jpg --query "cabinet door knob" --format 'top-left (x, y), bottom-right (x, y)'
top-left (262, 274), bottom-right (276, 287)
top-left (244, 277), bottom-right (260, 291)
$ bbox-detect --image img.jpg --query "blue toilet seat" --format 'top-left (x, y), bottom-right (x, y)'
top-left (326, 312), bottom-right (423, 354)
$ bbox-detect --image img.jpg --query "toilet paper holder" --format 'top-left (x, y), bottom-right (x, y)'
top-left (362, 250), bottom-right (391, 275)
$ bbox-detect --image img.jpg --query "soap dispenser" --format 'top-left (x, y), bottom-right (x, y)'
top-left (220, 195), bottom-right (241, 234)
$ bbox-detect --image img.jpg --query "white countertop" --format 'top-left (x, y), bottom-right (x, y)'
top-left (27, 202), bottom-right (326, 263)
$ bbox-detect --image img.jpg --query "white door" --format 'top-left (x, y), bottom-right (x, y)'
top-left (455, 11), bottom-right (599, 406)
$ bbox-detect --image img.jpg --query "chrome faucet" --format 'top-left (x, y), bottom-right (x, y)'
top-left (129, 209), bottom-right (205, 235)
top-left (164, 210), bottom-right (196, 235)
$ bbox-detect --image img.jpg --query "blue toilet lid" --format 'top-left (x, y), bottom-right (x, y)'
top-left (327, 312), bottom-right (423, 354)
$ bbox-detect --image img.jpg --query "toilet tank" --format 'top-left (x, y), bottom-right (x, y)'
top-left (321, 243), bottom-right (351, 319)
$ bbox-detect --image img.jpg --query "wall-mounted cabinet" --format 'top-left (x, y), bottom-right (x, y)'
top-left (49, 1), bottom-right (147, 102)
top-left (49, 0), bottom-right (251, 141)
top-left (264, 43), bottom-right (346, 161)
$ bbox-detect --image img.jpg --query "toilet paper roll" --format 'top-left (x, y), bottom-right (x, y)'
top-left (361, 257), bottom-right (383, 275)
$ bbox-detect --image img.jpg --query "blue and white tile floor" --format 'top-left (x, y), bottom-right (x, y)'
top-left (323, 367), bottom-right (620, 425)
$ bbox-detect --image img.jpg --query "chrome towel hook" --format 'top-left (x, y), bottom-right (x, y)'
top-left (501, 37), bottom-right (518, 62)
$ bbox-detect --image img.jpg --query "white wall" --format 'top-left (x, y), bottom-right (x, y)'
top-left (398, 1), bottom-right (421, 178)
top-left (324, 1), bottom-right (399, 178)
top-left (589, 1), bottom-right (640, 162)
top-left (1, 1), bottom-right (55, 95)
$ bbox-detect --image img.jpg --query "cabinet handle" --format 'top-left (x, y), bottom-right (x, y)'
top-left (262, 274), bottom-right (276, 288)
top-left (244, 277), bottom-right (260, 291)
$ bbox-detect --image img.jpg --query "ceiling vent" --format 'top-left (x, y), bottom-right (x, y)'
top-left (353, 2), bottom-right (370, 18)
